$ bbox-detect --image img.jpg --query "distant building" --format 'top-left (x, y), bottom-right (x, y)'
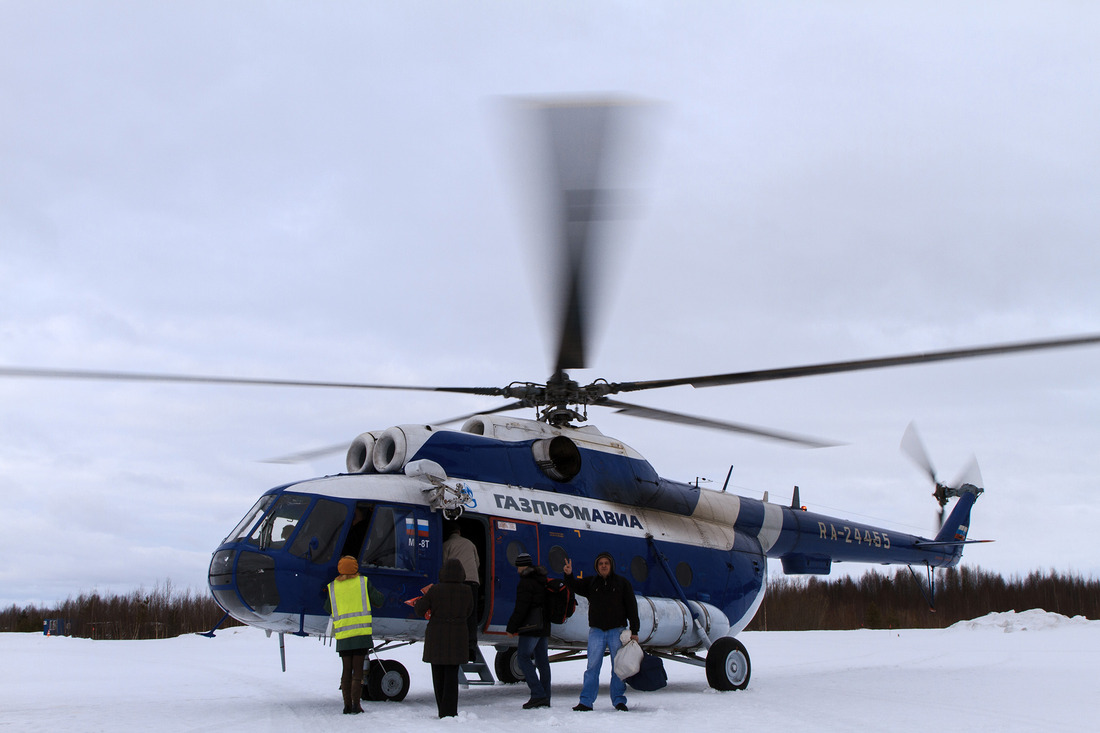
top-left (43, 619), bottom-right (71, 636)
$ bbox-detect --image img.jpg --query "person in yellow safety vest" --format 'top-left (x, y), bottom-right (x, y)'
top-left (327, 555), bottom-right (379, 714)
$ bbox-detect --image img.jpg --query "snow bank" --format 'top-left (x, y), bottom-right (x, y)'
top-left (949, 608), bottom-right (1095, 632)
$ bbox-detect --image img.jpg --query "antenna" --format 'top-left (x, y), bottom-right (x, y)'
top-left (721, 465), bottom-right (733, 492)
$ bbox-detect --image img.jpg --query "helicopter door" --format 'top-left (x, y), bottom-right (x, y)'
top-left (488, 518), bottom-right (540, 631)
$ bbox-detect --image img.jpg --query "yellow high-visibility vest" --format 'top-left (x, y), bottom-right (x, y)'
top-left (327, 576), bottom-right (373, 639)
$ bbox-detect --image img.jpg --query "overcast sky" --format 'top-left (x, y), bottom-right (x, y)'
top-left (2, 1), bottom-right (1099, 608)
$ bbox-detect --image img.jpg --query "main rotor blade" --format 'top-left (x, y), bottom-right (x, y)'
top-left (429, 400), bottom-right (531, 429)
top-left (263, 441), bottom-right (357, 465)
top-left (538, 101), bottom-right (623, 372)
top-left (0, 365), bottom-right (506, 396)
top-left (598, 398), bottom-right (839, 448)
top-left (612, 334), bottom-right (1100, 393)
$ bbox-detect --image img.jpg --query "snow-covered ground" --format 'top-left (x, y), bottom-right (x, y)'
top-left (2, 610), bottom-right (1094, 732)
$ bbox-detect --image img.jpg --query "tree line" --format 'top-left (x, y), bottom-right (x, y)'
top-left (3, 567), bottom-right (1096, 639)
top-left (0, 580), bottom-right (241, 639)
top-left (746, 565), bottom-right (1100, 631)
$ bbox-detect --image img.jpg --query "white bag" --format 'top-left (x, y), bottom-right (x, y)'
top-left (613, 628), bottom-right (643, 679)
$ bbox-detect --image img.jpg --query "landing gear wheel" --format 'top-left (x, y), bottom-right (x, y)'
top-left (705, 636), bottom-right (751, 691)
top-left (367, 659), bottom-right (410, 702)
top-left (494, 646), bottom-right (525, 684)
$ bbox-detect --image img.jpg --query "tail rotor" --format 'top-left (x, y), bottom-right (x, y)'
top-left (900, 422), bottom-right (984, 528)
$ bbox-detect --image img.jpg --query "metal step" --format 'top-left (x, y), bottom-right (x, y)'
top-left (459, 645), bottom-right (496, 687)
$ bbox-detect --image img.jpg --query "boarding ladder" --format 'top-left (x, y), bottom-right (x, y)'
top-left (459, 645), bottom-right (495, 687)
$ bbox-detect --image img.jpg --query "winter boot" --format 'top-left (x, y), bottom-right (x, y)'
top-left (341, 682), bottom-right (353, 714)
top-left (350, 669), bottom-right (365, 713)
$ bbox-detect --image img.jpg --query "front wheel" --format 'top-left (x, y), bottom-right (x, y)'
top-left (367, 659), bottom-right (410, 702)
top-left (705, 636), bottom-right (751, 691)
top-left (494, 646), bottom-right (525, 684)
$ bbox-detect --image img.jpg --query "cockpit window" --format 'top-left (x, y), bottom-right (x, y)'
top-left (288, 499), bottom-right (348, 564)
top-left (249, 494), bottom-right (311, 550)
top-left (361, 506), bottom-right (418, 571)
top-left (225, 495), bottom-right (276, 542)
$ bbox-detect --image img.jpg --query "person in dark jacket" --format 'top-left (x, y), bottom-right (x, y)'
top-left (414, 558), bottom-right (474, 718)
top-left (562, 551), bottom-right (640, 712)
top-left (506, 552), bottom-right (552, 708)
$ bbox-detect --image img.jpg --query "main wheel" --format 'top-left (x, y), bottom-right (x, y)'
top-left (705, 636), bottom-right (751, 691)
top-left (367, 659), bottom-right (410, 702)
top-left (493, 646), bottom-right (525, 684)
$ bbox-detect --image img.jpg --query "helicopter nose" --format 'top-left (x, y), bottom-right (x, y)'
top-left (208, 548), bottom-right (281, 623)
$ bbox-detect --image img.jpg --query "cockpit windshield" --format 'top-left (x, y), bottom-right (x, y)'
top-left (224, 495), bottom-right (276, 542)
top-left (249, 494), bottom-right (311, 550)
top-left (224, 491), bottom-right (350, 566)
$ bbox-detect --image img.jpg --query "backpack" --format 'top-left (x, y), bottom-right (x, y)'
top-left (544, 578), bottom-right (577, 624)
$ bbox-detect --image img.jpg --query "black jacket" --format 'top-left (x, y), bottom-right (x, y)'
top-left (506, 566), bottom-right (551, 637)
top-left (564, 569), bottom-right (639, 633)
top-left (415, 559), bottom-right (474, 665)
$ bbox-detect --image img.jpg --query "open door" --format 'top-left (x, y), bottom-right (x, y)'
top-left (487, 518), bottom-right (540, 632)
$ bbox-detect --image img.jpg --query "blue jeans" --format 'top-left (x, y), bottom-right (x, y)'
top-left (580, 627), bottom-right (626, 707)
top-left (516, 635), bottom-right (551, 699)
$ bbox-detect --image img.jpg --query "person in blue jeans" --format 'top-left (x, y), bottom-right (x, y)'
top-left (562, 552), bottom-right (640, 711)
top-left (506, 552), bottom-right (552, 708)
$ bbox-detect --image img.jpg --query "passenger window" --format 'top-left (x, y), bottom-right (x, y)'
top-left (289, 499), bottom-right (348, 564)
top-left (548, 545), bottom-right (569, 573)
top-left (506, 540), bottom-right (529, 567)
top-left (361, 506), bottom-right (417, 571)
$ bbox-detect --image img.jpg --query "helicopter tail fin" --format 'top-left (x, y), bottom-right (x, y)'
top-left (901, 490), bottom-right (991, 567)
top-left (933, 487), bottom-right (981, 545)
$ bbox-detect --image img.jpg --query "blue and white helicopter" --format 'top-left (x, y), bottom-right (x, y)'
top-left (6, 102), bottom-right (1099, 699)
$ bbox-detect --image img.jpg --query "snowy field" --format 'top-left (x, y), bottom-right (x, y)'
top-left (1, 610), bottom-right (1095, 732)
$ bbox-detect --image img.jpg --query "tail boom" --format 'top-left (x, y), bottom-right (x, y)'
top-left (764, 490), bottom-right (984, 574)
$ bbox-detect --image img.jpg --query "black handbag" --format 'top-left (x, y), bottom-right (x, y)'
top-left (625, 653), bottom-right (668, 691)
top-left (518, 606), bottom-right (544, 633)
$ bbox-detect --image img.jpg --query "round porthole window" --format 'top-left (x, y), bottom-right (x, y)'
top-left (676, 561), bottom-right (693, 588)
top-left (507, 540), bottom-right (529, 567)
top-left (549, 545), bottom-right (569, 574)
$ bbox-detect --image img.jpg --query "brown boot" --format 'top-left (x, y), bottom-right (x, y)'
top-left (341, 681), bottom-right (353, 714)
top-left (350, 655), bottom-right (365, 713)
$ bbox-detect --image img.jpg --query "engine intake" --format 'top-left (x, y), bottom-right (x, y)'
top-left (346, 432), bottom-right (380, 474)
top-left (371, 425), bottom-right (436, 473)
top-left (532, 435), bottom-right (582, 482)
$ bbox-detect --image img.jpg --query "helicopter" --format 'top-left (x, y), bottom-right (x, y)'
top-left (5, 101), bottom-right (1099, 699)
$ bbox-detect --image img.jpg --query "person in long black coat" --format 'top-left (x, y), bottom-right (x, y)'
top-left (414, 558), bottom-right (474, 718)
